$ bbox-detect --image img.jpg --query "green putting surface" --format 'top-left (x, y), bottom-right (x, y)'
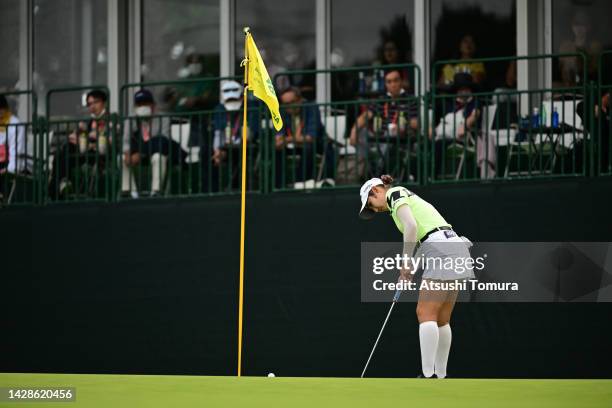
top-left (0, 373), bottom-right (611, 408)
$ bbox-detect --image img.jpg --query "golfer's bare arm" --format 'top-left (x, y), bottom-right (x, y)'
top-left (397, 204), bottom-right (418, 280)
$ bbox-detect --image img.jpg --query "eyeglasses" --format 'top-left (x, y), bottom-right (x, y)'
top-left (223, 88), bottom-right (241, 93)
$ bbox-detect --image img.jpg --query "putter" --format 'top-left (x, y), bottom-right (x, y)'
top-left (360, 288), bottom-right (402, 378)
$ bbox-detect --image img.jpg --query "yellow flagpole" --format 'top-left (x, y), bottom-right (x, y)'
top-left (237, 26), bottom-right (250, 378)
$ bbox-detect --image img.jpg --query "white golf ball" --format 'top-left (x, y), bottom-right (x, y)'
top-left (267, 373), bottom-right (275, 378)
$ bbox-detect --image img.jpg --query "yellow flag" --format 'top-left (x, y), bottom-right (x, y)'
top-left (246, 33), bottom-right (283, 131)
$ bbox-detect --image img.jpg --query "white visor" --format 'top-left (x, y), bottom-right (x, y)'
top-left (359, 177), bottom-right (383, 220)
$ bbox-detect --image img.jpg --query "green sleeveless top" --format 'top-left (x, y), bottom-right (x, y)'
top-left (386, 186), bottom-right (451, 241)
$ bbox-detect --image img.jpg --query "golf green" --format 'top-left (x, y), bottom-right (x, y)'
top-left (1, 373), bottom-right (610, 408)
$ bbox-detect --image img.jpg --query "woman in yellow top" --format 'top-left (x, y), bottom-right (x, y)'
top-left (438, 34), bottom-right (486, 86)
top-left (359, 175), bottom-right (474, 378)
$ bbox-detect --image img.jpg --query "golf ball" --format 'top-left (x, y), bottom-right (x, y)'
top-left (267, 373), bottom-right (275, 377)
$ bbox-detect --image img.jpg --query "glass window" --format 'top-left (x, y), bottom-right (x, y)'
top-left (0, 0), bottom-right (20, 90)
top-left (142, 0), bottom-right (220, 82)
top-left (235, 0), bottom-right (315, 99)
top-left (552, 0), bottom-right (612, 87)
top-left (332, 1), bottom-right (413, 67)
top-left (34, 0), bottom-right (108, 116)
top-left (331, 0), bottom-right (415, 101)
top-left (141, 0), bottom-right (220, 114)
top-left (430, 0), bottom-right (516, 91)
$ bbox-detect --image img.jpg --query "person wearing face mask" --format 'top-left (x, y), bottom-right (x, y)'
top-left (200, 80), bottom-right (261, 193)
top-left (433, 73), bottom-right (495, 179)
top-left (558, 11), bottom-right (602, 87)
top-left (121, 89), bottom-right (186, 198)
top-left (48, 89), bottom-right (112, 200)
top-left (165, 53), bottom-right (218, 150)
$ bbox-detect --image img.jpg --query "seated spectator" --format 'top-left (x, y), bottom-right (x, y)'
top-left (122, 89), bottom-right (186, 197)
top-left (202, 80), bottom-right (260, 193)
top-left (275, 87), bottom-right (335, 189)
top-left (0, 95), bottom-right (27, 199)
top-left (165, 52), bottom-right (218, 149)
top-left (0, 95), bottom-right (26, 175)
top-left (596, 91), bottom-right (611, 173)
top-left (438, 34), bottom-right (486, 87)
top-left (344, 69), bottom-right (418, 182)
top-left (577, 90), bottom-right (610, 174)
top-left (48, 89), bottom-right (112, 199)
top-left (434, 73), bottom-right (495, 179)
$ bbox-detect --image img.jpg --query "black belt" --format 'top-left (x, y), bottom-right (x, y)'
top-left (417, 226), bottom-right (453, 245)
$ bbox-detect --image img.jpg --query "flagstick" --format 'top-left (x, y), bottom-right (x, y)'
top-left (237, 26), bottom-right (250, 378)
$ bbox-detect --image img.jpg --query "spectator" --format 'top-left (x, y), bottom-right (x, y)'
top-left (275, 87), bottom-right (334, 189)
top-left (165, 52), bottom-right (218, 148)
top-left (577, 90), bottom-right (610, 174)
top-left (202, 80), bottom-right (261, 192)
top-left (558, 12), bottom-right (602, 87)
top-left (438, 34), bottom-right (486, 87)
top-left (122, 89), bottom-right (186, 197)
top-left (378, 40), bottom-right (412, 93)
top-left (48, 89), bottom-right (111, 199)
top-left (596, 92), bottom-right (611, 173)
top-left (434, 72), bottom-right (495, 179)
top-left (345, 69), bottom-right (418, 182)
top-left (0, 95), bottom-right (26, 176)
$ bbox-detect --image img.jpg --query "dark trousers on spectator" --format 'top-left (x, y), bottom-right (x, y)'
top-left (132, 135), bottom-right (185, 163)
top-left (48, 143), bottom-right (107, 199)
top-left (275, 143), bottom-right (315, 188)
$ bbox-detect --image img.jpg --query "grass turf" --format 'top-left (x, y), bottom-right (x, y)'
top-left (0, 373), bottom-right (611, 408)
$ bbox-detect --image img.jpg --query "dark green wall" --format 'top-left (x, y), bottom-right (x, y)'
top-left (1, 177), bottom-right (611, 378)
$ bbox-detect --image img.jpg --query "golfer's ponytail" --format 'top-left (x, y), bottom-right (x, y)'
top-left (380, 174), bottom-right (394, 186)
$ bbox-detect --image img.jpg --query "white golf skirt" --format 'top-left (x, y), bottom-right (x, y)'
top-left (415, 230), bottom-right (476, 281)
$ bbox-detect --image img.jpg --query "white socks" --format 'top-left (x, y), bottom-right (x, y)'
top-left (435, 324), bottom-right (452, 379)
top-left (419, 322), bottom-right (452, 378)
top-left (121, 161), bottom-right (137, 193)
top-left (150, 153), bottom-right (167, 193)
top-left (419, 321), bottom-right (439, 377)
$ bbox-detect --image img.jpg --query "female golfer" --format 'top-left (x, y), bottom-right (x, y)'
top-left (359, 175), bottom-right (474, 378)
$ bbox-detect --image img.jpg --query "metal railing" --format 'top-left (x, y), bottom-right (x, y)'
top-left (41, 113), bottom-right (120, 203)
top-left (270, 96), bottom-right (423, 192)
top-left (46, 85), bottom-right (111, 119)
top-left (273, 63), bottom-right (422, 102)
top-left (118, 106), bottom-right (266, 199)
top-left (119, 76), bottom-right (241, 116)
top-left (428, 53), bottom-right (590, 183)
top-left (3, 56), bottom-right (612, 207)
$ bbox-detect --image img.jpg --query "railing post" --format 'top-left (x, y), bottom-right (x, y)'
top-left (421, 93), bottom-right (429, 186)
top-left (589, 81), bottom-right (596, 178)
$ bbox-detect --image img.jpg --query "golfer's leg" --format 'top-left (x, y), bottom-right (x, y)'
top-left (435, 290), bottom-right (458, 379)
top-left (417, 291), bottom-right (443, 377)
